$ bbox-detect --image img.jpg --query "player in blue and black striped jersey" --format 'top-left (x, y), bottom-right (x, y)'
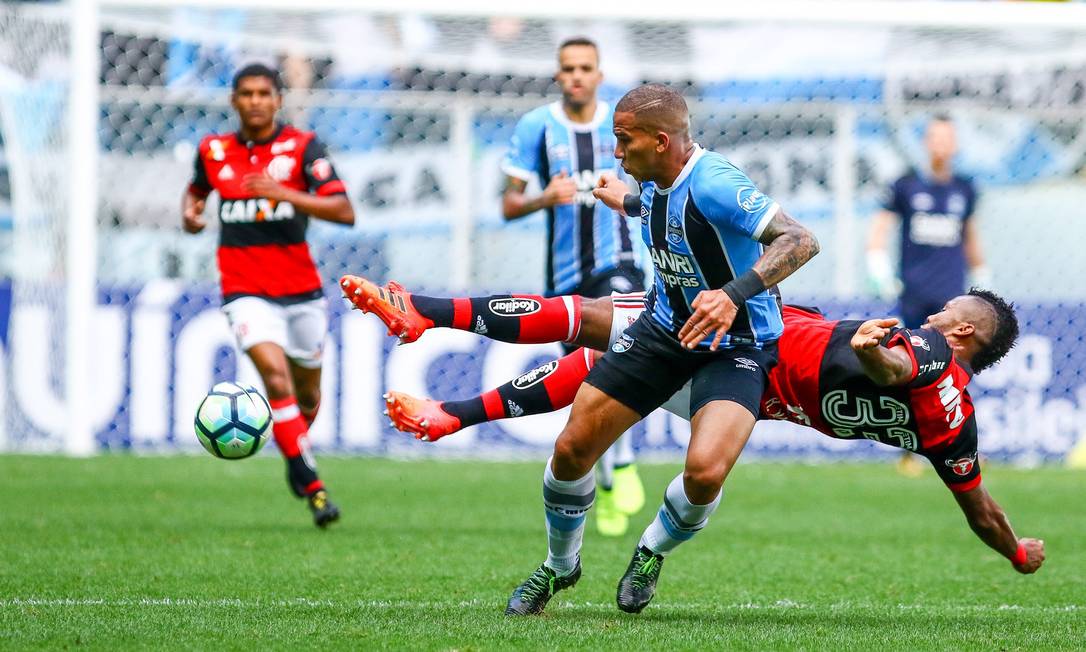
top-left (505, 84), bottom-right (820, 617)
top-left (501, 38), bottom-right (645, 537)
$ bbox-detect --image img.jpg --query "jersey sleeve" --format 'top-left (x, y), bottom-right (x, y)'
top-left (964, 180), bottom-right (978, 220)
top-left (922, 414), bottom-right (982, 492)
top-left (188, 147), bottom-right (212, 198)
top-left (689, 158), bottom-right (779, 240)
top-left (877, 178), bottom-right (903, 214)
top-left (501, 111), bottom-right (546, 183)
top-left (302, 136), bottom-right (347, 196)
top-left (884, 327), bottom-right (955, 388)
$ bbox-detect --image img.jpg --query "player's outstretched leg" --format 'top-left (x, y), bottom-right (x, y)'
top-left (505, 457), bottom-right (591, 616)
top-left (384, 348), bottom-right (596, 442)
top-left (340, 274), bottom-right (582, 345)
top-left (617, 473), bottom-right (721, 613)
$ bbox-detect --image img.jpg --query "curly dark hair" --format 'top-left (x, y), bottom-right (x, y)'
top-left (967, 288), bottom-right (1019, 372)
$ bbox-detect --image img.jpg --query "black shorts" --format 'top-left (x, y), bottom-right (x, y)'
top-left (560, 264), bottom-right (645, 353)
top-left (585, 313), bottom-right (777, 419)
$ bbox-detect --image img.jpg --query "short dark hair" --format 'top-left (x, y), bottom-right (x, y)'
top-left (559, 36), bottom-right (598, 52)
top-left (967, 288), bottom-right (1019, 373)
top-left (615, 83), bottom-right (689, 136)
top-left (232, 63), bottom-right (283, 92)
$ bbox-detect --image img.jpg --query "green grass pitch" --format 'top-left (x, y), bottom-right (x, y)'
top-left (0, 455), bottom-right (1082, 650)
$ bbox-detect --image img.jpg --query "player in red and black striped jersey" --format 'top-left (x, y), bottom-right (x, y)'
top-left (347, 278), bottom-right (1044, 574)
top-left (183, 63), bottom-right (355, 527)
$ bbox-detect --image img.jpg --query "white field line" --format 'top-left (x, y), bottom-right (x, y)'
top-left (0, 598), bottom-right (1081, 613)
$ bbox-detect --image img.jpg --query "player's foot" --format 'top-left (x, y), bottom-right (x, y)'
top-left (594, 486), bottom-right (628, 537)
top-left (616, 545), bottom-right (664, 614)
top-left (307, 490), bottom-right (341, 528)
top-left (339, 275), bottom-right (433, 343)
top-left (504, 561), bottom-right (581, 616)
top-left (896, 452), bottom-right (925, 478)
top-left (383, 391), bottom-right (462, 442)
top-left (612, 464), bottom-right (645, 515)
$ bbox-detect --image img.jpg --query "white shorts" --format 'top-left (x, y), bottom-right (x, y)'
top-left (221, 296), bottom-right (328, 369)
top-left (608, 292), bottom-right (692, 420)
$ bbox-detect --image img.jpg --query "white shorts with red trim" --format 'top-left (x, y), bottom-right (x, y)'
top-left (221, 296), bottom-right (328, 369)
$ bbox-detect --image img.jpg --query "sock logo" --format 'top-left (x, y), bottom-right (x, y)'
top-left (488, 298), bottom-right (541, 316)
top-left (512, 360), bottom-right (559, 390)
top-left (473, 315), bottom-right (489, 335)
top-left (507, 400), bottom-right (525, 417)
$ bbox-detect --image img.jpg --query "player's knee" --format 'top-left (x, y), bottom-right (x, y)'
top-left (682, 465), bottom-right (727, 503)
top-left (260, 368), bottom-right (293, 400)
top-left (296, 386), bottom-right (320, 412)
top-left (553, 432), bottom-right (596, 478)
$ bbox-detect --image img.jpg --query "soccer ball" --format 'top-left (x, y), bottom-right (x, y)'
top-left (194, 382), bottom-right (272, 460)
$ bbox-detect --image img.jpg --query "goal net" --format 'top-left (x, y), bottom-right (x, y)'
top-left (2, 0), bottom-right (1085, 462)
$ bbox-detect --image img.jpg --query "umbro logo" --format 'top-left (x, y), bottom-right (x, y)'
top-left (735, 357), bottom-right (758, 371)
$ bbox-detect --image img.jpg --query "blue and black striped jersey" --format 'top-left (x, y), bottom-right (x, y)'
top-left (502, 101), bottom-right (638, 296)
top-left (639, 145), bottom-right (783, 349)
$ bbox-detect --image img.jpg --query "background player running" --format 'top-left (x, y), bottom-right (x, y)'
top-left (501, 37), bottom-right (646, 535)
top-left (183, 63), bottom-right (355, 527)
top-left (340, 281), bottom-right (1046, 584)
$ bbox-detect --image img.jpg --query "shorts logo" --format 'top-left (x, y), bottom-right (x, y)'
top-left (945, 453), bottom-right (976, 476)
top-left (667, 215), bottom-right (684, 244)
top-left (910, 335), bottom-right (930, 351)
top-left (736, 186), bottom-right (769, 213)
top-left (612, 333), bottom-right (634, 354)
top-left (489, 298), bottom-right (541, 316)
top-left (512, 361), bottom-right (559, 390)
top-left (735, 357), bottom-right (758, 371)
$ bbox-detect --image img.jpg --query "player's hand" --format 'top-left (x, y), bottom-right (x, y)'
top-left (242, 171), bottom-right (288, 200)
top-left (542, 170), bottom-right (578, 206)
top-left (679, 289), bottom-right (738, 350)
top-left (850, 318), bottom-right (899, 351)
top-left (591, 172), bottom-right (627, 212)
top-left (1013, 538), bottom-right (1045, 574)
top-left (182, 197), bottom-right (206, 234)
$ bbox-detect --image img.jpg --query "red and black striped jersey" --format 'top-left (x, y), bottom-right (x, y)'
top-left (188, 123), bottom-right (347, 304)
top-left (762, 305), bottom-right (981, 493)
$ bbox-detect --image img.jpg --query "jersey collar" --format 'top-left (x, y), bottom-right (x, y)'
top-left (655, 144), bottom-right (704, 195)
top-left (549, 101), bottom-right (610, 133)
top-left (235, 122), bottom-right (286, 147)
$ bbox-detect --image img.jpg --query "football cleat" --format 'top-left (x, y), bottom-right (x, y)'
top-left (616, 546), bottom-right (664, 614)
top-left (594, 486), bottom-right (628, 537)
top-left (504, 561), bottom-right (581, 616)
top-left (307, 490), bottom-right (341, 528)
top-left (383, 391), bottom-right (462, 442)
top-left (612, 464), bottom-right (646, 515)
top-left (339, 275), bottom-right (434, 343)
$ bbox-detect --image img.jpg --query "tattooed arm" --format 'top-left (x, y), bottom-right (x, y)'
top-left (752, 209), bottom-right (820, 287)
top-left (680, 209), bottom-right (819, 349)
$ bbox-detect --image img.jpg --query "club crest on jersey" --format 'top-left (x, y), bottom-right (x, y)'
top-left (512, 361), bottom-right (559, 390)
top-left (667, 215), bottom-right (684, 244)
top-left (736, 186), bottom-right (769, 213)
top-left (945, 453), bottom-right (976, 476)
top-left (267, 155), bottom-right (296, 182)
top-left (489, 298), bottom-right (541, 316)
top-left (910, 334), bottom-right (931, 351)
top-left (612, 333), bottom-right (634, 354)
top-left (220, 198), bottom-right (295, 223)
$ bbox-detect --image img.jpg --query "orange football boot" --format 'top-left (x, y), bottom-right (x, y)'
top-left (383, 391), bottom-right (463, 442)
top-left (340, 275), bottom-right (434, 343)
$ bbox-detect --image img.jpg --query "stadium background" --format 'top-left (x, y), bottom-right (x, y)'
top-left (1, 0), bottom-right (1086, 464)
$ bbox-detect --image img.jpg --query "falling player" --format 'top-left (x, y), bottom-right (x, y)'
top-left (340, 278), bottom-right (1047, 594)
top-left (183, 63), bottom-right (355, 527)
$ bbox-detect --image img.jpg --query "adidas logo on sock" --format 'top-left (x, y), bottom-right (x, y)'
top-left (507, 400), bottom-right (524, 418)
top-left (474, 316), bottom-right (489, 335)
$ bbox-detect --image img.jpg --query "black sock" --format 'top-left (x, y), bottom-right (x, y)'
top-left (409, 295), bottom-right (455, 327)
top-left (440, 398), bottom-right (488, 428)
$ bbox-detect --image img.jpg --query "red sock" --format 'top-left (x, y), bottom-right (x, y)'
top-left (269, 396), bottom-right (308, 458)
top-left (413, 294), bottom-right (582, 344)
top-left (441, 347), bottom-right (595, 426)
